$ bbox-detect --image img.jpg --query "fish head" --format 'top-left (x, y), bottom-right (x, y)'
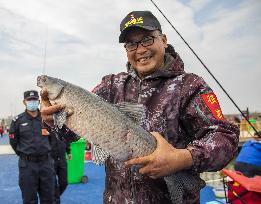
top-left (37, 75), bottom-right (64, 100)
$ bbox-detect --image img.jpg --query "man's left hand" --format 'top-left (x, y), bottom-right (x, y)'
top-left (125, 132), bottom-right (193, 179)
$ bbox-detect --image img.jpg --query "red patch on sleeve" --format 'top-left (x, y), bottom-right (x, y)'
top-left (41, 128), bottom-right (49, 136)
top-left (9, 133), bottom-right (14, 139)
top-left (201, 92), bottom-right (225, 120)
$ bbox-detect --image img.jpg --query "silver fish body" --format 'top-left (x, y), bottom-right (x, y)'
top-left (37, 75), bottom-right (156, 161)
top-left (37, 75), bottom-right (204, 204)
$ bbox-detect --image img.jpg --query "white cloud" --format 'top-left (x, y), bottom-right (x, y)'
top-left (188, 0), bottom-right (212, 12)
top-left (0, 0), bottom-right (260, 118)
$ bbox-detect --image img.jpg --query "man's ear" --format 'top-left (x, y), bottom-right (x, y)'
top-left (162, 34), bottom-right (168, 48)
top-left (23, 100), bottom-right (26, 106)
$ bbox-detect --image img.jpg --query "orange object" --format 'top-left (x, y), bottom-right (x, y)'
top-left (41, 128), bottom-right (49, 136)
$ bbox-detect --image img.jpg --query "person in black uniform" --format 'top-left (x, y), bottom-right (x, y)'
top-left (9, 90), bottom-right (55, 204)
top-left (50, 132), bottom-right (71, 204)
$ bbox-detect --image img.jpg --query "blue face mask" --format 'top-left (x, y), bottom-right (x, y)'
top-left (26, 100), bottom-right (39, 111)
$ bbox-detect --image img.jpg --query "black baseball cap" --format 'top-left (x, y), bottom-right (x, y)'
top-left (24, 90), bottom-right (39, 100)
top-left (119, 11), bottom-right (162, 43)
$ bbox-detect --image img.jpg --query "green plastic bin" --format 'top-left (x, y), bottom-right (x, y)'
top-left (67, 138), bottom-right (88, 184)
top-left (248, 118), bottom-right (257, 131)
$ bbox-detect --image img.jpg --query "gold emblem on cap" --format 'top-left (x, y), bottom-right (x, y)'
top-left (125, 15), bottom-right (143, 28)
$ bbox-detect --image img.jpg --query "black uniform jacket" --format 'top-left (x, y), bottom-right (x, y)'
top-left (9, 110), bottom-right (51, 156)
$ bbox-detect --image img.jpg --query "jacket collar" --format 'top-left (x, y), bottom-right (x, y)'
top-left (24, 109), bottom-right (41, 120)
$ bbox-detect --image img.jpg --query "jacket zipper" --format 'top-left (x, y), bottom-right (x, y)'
top-left (137, 80), bottom-right (142, 103)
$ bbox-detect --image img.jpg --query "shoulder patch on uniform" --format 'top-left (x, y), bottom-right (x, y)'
top-left (41, 128), bottom-right (50, 136)
top-left (12, 113), bottom-right (24, 122)
top-left (201, 92), bottom-right (225, 120)
top-left (12, 115), bottom-right (19, 122)
top-left (9, 133), bottom-right (14, 139)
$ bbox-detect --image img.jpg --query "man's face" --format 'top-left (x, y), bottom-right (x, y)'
top-left (124, 29), bottom-right (167, 78)
top-left (23, 98), bottom-right (40, 111)
top-left (23, 98), bottom-right (39, 105)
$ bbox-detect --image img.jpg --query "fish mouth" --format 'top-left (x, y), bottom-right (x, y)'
top-left (36, 76), bottom-right (41, 87)
top-left (37, 75), bottom-right (46, 88)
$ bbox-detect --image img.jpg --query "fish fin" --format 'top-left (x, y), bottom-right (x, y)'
top-left (91, 144), bottom-right (109, 165)
top-left (53, 111), bottom-right (67, 129)
top-left (164, 172), bottom-right (205, 204)
top-left (48, 82), bottom-right (64, 100)
top-left (115, 102), bottom-right (146, 125)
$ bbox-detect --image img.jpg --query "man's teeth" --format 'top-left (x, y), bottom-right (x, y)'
top-left (138, 57), bottom-right (150, 62)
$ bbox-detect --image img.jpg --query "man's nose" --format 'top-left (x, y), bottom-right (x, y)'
top-left (136, 42), bottom-right (147, 54)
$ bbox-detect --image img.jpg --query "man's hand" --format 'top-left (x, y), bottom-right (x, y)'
top-left (125, 132), bottom-right (193, 179)
top-left (40, 89), bottom-right (65, 127)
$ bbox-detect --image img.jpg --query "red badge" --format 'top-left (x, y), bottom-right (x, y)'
top-left (41, 128), bottom-right (49, 136)
top-left (201, 92), bottom-right (225, 120)
top-left (9, 133), bottom-right (14, 139)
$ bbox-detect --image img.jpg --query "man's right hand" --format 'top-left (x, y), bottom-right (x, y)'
top-left (40, 89), bottom-right (65, 127)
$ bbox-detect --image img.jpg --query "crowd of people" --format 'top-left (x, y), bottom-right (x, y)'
top-left (0, 125), bottom-right (4, 137)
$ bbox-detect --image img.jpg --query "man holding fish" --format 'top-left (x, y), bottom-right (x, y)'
top-left (39, 11), bottom-right (239, 204)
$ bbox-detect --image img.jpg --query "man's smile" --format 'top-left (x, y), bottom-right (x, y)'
top-left (137, 56), bottom-right (152, 63)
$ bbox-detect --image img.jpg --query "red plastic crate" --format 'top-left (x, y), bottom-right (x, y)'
top-left (222, 169), bottom-right (261, 204)
top-left (84, 151), bottom-right (92, 161)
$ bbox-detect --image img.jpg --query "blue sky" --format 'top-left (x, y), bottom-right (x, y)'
top-left (192, 0), bottom-right (244, 25)
top-left (0, 0), bottom-right (260, 117)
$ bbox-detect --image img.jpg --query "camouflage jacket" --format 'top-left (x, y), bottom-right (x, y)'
top-left (55, 45), bottom-right (239, 203)
top-left (90, 45), bottom-right (239, 204)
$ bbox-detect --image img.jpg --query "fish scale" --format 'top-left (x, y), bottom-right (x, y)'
top-left (38, 75), bottom-right (156, 161)
top-left (37, 75), bottom-right (205, 204)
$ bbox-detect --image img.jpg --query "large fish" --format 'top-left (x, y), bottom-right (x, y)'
top-left (37, 75), bottom-right (204, 204)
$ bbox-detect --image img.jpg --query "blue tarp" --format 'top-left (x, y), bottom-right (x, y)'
top-left (0, 155), bottom-right (105, 204)
top-left (0, 134), bottom-right (224, 203)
